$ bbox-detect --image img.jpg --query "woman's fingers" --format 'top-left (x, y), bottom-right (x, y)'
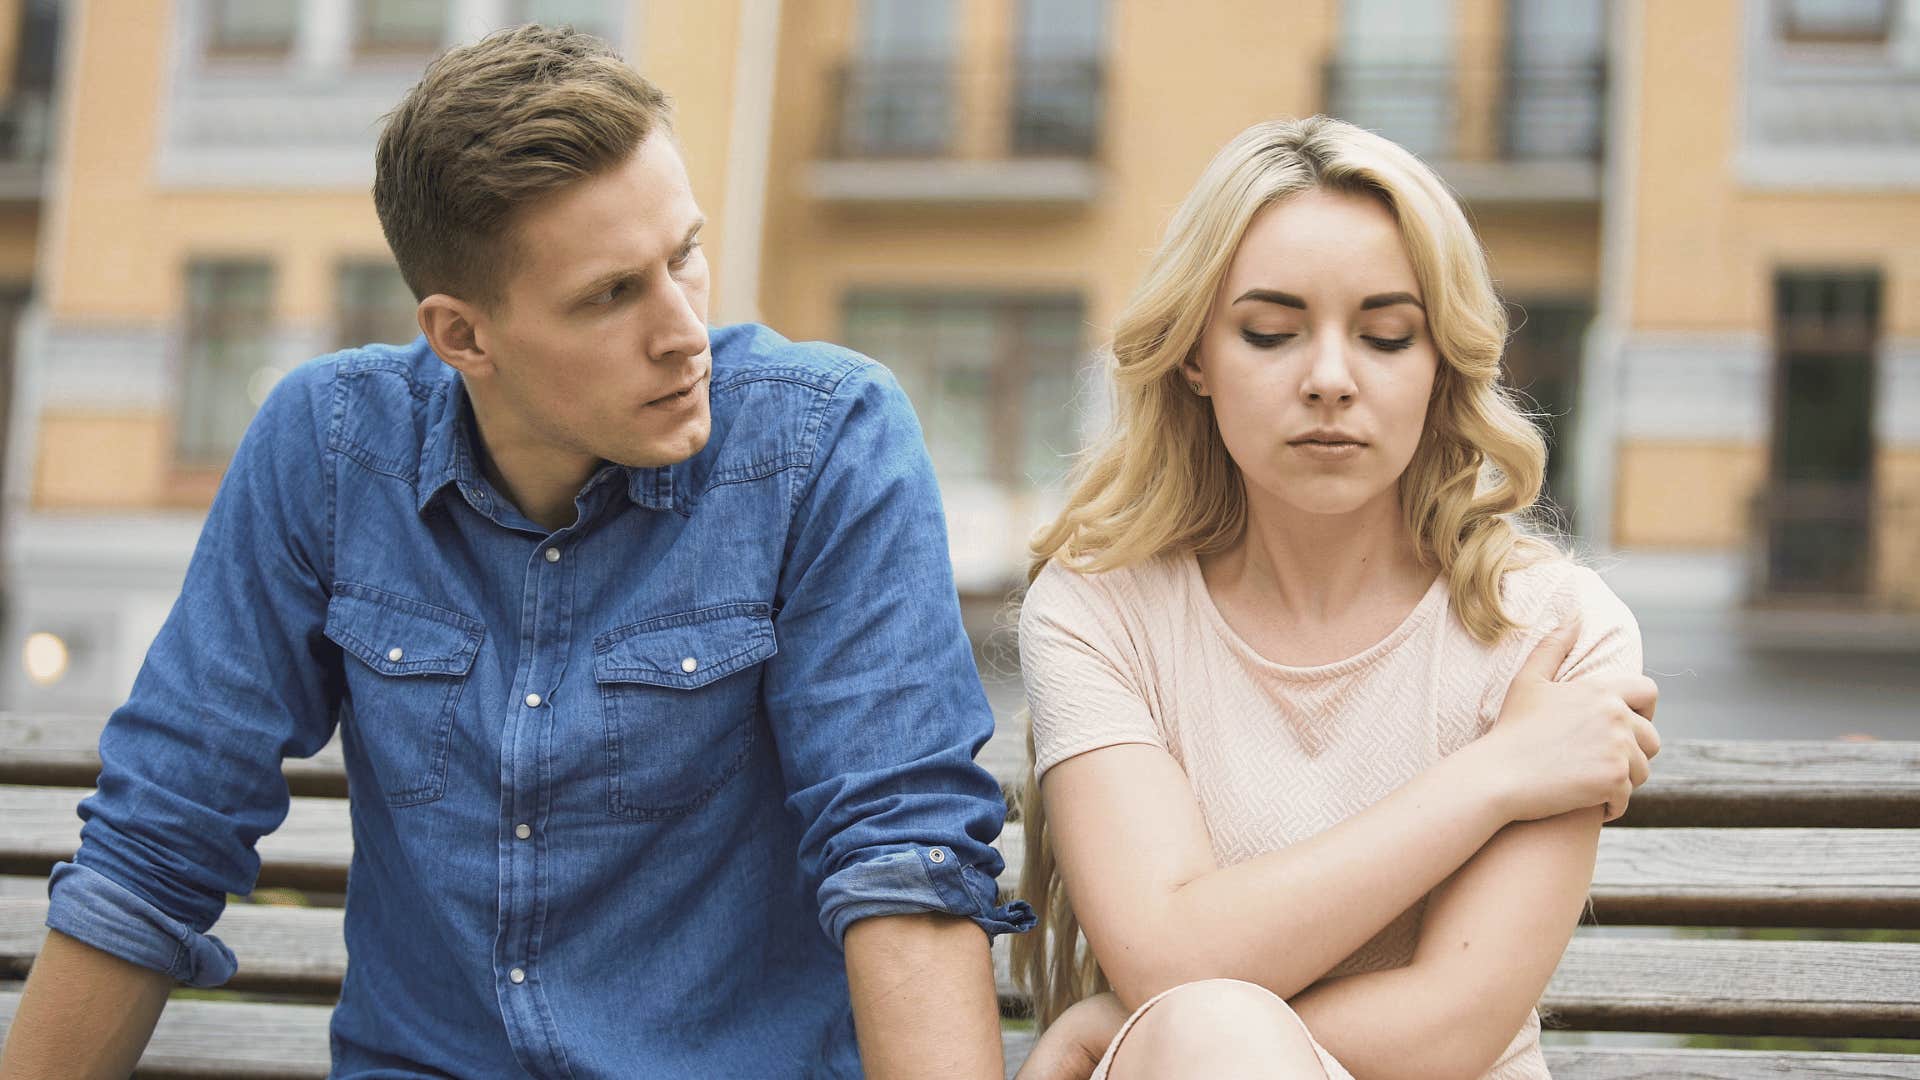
top-left (1622, 674), bottom-right (1660, 722)
top-left (1628, 743), bottom-right (1650, 789)
top-left (1632, 714), bottom-right (1661, 761)
top-left (1518, 619), bottom-right (1583, 683)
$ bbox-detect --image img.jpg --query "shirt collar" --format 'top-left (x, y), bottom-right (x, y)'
top-left (414, 377), bottom-right (679, 516)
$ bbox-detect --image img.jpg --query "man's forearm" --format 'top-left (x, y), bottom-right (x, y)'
top-left (0, 928), bottom-right (173, 1079)
top-left (843, 912), bottom-right (1003, 1080)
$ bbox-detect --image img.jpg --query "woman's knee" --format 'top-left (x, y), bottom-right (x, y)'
top-left (1110, 979), bottom-right (1324, 1079)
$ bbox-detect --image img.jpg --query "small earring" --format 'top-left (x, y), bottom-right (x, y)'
top-left (1188, 381), bottom-right (1204, 395)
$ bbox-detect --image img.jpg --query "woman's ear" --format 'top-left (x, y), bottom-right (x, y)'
top-left (1180, 352), bottom-right (1209, 397)
top-left (418, 295), bottom-right (494, 379)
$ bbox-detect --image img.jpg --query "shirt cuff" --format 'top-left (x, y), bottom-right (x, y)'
top-left (44, 861), bottom-right (237, 988)
top-left (817, 844), bottom-right (1036, 948)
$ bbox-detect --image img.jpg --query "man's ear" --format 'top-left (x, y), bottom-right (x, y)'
top-left (418, 294), bottom-right (494, 379)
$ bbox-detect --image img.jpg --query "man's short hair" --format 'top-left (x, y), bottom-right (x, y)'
top-left (374, 24), bottom-right (673, 307)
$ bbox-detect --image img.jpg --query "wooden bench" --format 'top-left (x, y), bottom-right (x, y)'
top-left (1, 713), bottom-right (1916, 1077)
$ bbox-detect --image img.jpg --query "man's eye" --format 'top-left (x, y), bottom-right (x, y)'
top-left (587, 283), bottom-right (626, 306)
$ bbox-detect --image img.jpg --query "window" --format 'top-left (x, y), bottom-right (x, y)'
top-left (1011, 0), bottom-right (1105, 155)
top-left (336, 260), bottom-right (421, 349)
top-left (1776, 0), bottom-right (1895, 44)
top-left (1764, 270), bottom-right (1881, 596)
top-left (357, 0), bottom-right (447, 57)
top-left (843, 294), bottom-right (1084, 489)
top-left (514, 0), bottom-right (619, 42)
top-left (206, 0), bottom-right (298, 58)
top-left (838, 0), bottom-right (956, 155)
top-left (1327, 0), bottom-right (1457, 159)
top-left (178, 261), bottom-right (275, 466)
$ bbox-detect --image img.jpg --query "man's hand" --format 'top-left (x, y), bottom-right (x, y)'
top-left (844, 912), bottom-right (1003, 1080)
top-left (1013, 992), bottom-right (1128, 1080)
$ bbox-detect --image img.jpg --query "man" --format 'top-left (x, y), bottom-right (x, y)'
top-left (0, 25), bottom-right (1029, 1079)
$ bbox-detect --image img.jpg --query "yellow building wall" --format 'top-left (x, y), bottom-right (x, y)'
top-left (1629, 0), bottom-right (1920, 336)
top-left (1619, 0), bottom-right (1920, 605)
top-left (758, 0), bottom-right (1342, 347)
top-left (1615, 441), bottom-right (1767, 549)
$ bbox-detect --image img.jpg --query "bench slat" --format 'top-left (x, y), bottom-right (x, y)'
top-left (0, 714), bottom-right (347, 798)
top-left (8, 714), bottom-right (1917, 830)
top-left (991, 934), bottom-right (1920, 1038)
top-left (1541, 938), bottom-right (1920, 1038)
top-left (0, 787), bottom-right (352, 893)
top-left (1540, 1047), bottom-right (1920, 1079)
top-left (0, 990), bottom-right (332, 1079)
top-left (994, 828), bottom-right (1920, 929)
top-left (11, 785), bottom-right (1920, 928)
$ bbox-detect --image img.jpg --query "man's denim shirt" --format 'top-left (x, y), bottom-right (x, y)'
top-left (46, 324), bottom-right (1033, 1078)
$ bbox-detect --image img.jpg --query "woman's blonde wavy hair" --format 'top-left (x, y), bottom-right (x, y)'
top-left (1011, 116), bottom-right (1559, 1028)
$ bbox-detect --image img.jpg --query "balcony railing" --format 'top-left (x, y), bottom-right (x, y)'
top-left (1748, 483), bottom-right (1918, 603)
top-left (1322, 57), bottom-right (1605, 164)
top-left (822, 58), bottom-right (1104, 160)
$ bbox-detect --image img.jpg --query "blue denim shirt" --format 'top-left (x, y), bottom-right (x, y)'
top-left (46, 324), bottom-right (1033, 1078)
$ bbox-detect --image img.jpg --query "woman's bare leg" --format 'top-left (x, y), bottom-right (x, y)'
top-left (1105, 979), bottom-right (1330, 1080)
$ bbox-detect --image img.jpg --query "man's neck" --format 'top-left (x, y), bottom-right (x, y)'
top-left (466, 396), bottom-right (596, 533)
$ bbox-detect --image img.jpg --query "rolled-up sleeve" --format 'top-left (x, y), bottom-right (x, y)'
top-left (44, 361), bottom-right (342, 987)
top-left (762, 355), bottom-right (1034, 947)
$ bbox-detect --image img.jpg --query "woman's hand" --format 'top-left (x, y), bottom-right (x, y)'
top-left (1013, 993), bottom-right (1129, 1080)
top-left (1474, 620), bottom-right (1661, 823)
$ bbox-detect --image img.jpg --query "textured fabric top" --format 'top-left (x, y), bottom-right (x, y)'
top-left (1020, 550), bottom-right (1642, 1079)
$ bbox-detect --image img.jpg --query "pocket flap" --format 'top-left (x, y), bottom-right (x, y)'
top-left (594, 602), bottom-right (776, 689)
top-left (325, 583), bottom-right (483, 677)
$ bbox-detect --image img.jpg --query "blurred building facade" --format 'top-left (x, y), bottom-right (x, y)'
top-left (2, 0), bottom-right (1915, 715)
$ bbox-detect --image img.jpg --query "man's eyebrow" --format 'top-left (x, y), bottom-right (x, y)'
top-left (1360, 291), bottom-right (1424, 311)
top-left (565, 218), bottom-right (708, 303)
top-left (1232, 288), bottom-right (1307, 309)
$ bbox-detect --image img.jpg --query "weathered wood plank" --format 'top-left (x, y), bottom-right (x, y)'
top-left (0, 897), bottom-right (348, 995)
top-left (0, 990), bottom-right (332, 1079)
top-left (0, 787), bottom-right (353, 893)
top-left (1615, 741), bottom-right (1920, 829)
top-left (10, 716), bottom-right (1917, 830)
top-left (1590, 829), bottom-right (1920, 928)
top-left (1541, 938), bottom-right (1920, 1038)
top-left (11, 786), bottom-right (1919, 929)
top-left (992, 934), bottom-right (1920, 1038)
top-left (0, 714), bottom-right (349, 798)
top-left (994, 828), bottom-right (1920, 929)
top-left (1540, 1047), bottom-right (1920, 1079)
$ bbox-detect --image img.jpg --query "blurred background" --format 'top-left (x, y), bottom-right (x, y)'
top-left (0, 0), bottom-right (1914, 747)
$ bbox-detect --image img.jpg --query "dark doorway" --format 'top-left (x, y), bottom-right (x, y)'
top-left (1763, 270), bottom-right (1880, 598)
top-left (1504, 297), bottom-right (1592, 527)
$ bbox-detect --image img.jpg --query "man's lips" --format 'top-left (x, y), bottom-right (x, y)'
top-left (645, 372), bottom-right (708, 406)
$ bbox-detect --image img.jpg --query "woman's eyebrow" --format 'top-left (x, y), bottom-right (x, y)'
top-left (1232, 288), bottom-right (1307, 308)
top-left (1360, 291), bottom-right (1424, 311)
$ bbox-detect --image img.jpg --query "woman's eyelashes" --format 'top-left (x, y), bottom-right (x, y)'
top-left (1237, 327), bottom-right (1418, 351)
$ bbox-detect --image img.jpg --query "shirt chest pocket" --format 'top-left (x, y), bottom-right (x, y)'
top-left (324, 583), bottom-right (484, 808)
top-left (594, 602), bottom-right (777, 821)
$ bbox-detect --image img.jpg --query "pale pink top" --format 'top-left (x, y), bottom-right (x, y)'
top-left (1019, 551), bottom-right (1642, 1080)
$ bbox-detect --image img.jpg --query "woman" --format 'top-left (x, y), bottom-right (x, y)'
top-left (1011, 117), bottom-right (1660, 1080)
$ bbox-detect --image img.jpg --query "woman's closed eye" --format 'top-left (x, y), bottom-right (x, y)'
top-left (1240, 329), bottom-right (1295, 348)
top-left (1364, 334), bottom-right (1415, 352)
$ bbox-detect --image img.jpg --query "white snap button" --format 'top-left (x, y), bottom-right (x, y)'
top-left (514, 823), bottom-right (531, 840)
top-left (928, 847), bottom-right (946, 864)
top-left (544, 547), bottom-right (560, 563)
top-left (681, 657), bottom-right (698, 673)
top-left (524, 693), bottom-right (542, 708)
top-left (509, 967), bottom-right (526, 984)
top-left (387, 647), bottom-right (403, 662)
